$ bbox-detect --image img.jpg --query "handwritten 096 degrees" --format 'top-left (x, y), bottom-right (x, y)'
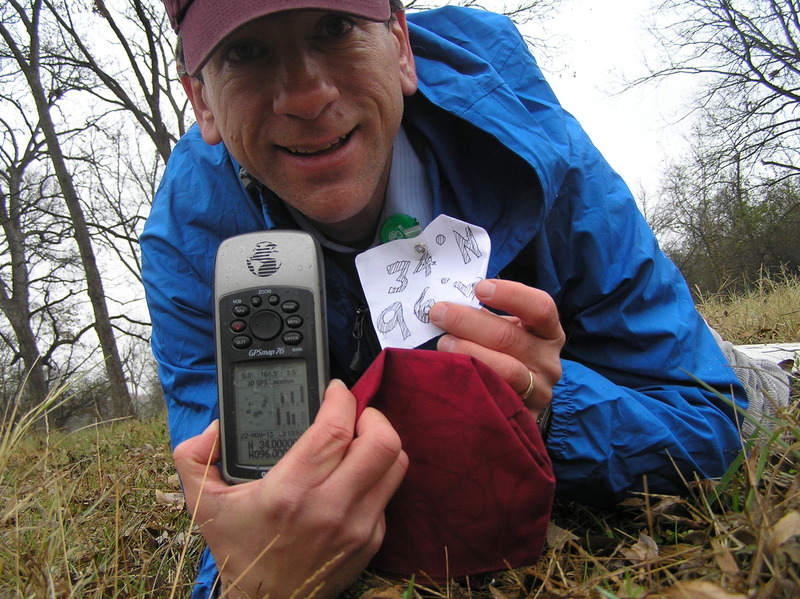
top-left (355, 214), bottom-right (491, 350)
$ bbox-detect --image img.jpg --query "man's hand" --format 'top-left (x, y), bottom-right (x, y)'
top-left (173, 379), bottom-right (408, 599)
top-left (429, 279), bottom-right (565, 416)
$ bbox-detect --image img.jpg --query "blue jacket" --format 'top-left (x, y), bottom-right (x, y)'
top-left (142, 7), bottom-right (746, 596)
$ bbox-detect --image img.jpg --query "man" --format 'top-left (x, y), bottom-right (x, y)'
top-left (142, 1), bottom-right (747, 597)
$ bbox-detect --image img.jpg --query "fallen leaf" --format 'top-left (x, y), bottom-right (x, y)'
top-left (666, 581), bottom-right (747, 599)
top-left (680, 530), bottom-right (709, 545)
top-left (651, 496), bottom-right (686, 515)
top-left (660, 543), bottom-right (703, 559)
top-left (767, 510), bottom-right (800, 554)
top-left (779, 544), bottom-right (800, 564)
top-left (711, 539), bottom-right (742, 583)
top-left (359, 588), bottom-right (404, 599)
top-left (620, 532), bottom-right (659, 563)
top-left (155, 489), bottom-right (185, 508)
top-left (618, 497), bottom-right (646, 508)
top-left (546, 521), bottom-right (578, 551)
top-left (488, 585), bottom-right (512, 599)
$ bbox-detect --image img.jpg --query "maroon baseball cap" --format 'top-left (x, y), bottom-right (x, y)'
top-left (164, 0), bottom-right (393, 75)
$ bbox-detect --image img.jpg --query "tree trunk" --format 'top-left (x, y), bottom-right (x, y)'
top-left (2, 0), bottom-right (135, 420)
top-left (0, 167), bottom-right (49, 430)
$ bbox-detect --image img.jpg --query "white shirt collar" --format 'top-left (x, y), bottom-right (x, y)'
top-left (286, 125), bottom-right (434, 253)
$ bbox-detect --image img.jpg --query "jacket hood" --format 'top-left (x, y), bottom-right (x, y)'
top-left (407, 7), bottom-right (570, 224)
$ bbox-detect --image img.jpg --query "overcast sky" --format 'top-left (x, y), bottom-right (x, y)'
top-left (517, 0), bottom-right (696, 203)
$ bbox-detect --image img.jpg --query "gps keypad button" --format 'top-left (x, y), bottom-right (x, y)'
top-left (232, 305), bottom-right (250, 317)
top-left (250, 310), bottom-right (282, 340)
top-left (283, 331), bottom-right (303, 346)
top-left (286, 315), bottom-right (303, 329)
top-left (281, 300), bottom-right (299, 313)
top-left (232, 336), bottom-right (252, 349)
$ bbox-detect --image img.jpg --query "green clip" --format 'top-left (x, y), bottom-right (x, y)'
top-left (380, 213), bottom-right (422, 243)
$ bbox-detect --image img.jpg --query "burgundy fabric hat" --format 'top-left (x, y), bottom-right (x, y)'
top-left (352, 348), bottom-right (555, 583)
top-left (163, 0), bottom-right (392, 75)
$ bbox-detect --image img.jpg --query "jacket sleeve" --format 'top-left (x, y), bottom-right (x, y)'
top-left (542, 110), bottom-right (747, 505)
top-left (141, 126), bottom-right (265, 450)
top-left (142, 128), bottom-right (267, 599)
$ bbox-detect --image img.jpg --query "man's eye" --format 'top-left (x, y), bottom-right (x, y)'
top-left (224, 41), bottom-right (264, 64)
top-left (317, 16), bottom-right (355, 40)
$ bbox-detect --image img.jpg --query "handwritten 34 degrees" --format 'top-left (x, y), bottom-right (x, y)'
top-left (355, 214), bottom-right (491, 350)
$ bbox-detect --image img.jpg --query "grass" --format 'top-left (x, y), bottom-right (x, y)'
top-left (0, 409), bottom-right (204, 597)
top-left (695, 269), bottom-right (800, 344)
top-left (1, 274), bottom-right (798, 598)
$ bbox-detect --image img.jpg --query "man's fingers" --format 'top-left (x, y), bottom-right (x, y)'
top-left (173, 420), bottom-right (222, 476)
top-left (437, 334), bottom-right (537, 396)
top-left (264, 384), bottom-right (406, 548)
top-left (474, 279), bottom-right (563, 340)
top-left (345, 406), bottom-right (408, 494)
top-left (172, 420), bottom-right (227, 515)
top-left (326, 406), bottom-right (408, 529)
top-left (429, 279), bottom-right (565, 361)
top-left (429, 279), bottom-right (565, 413)
top-left (271, 379), bottom-right (357, 485)
top-left (176, 382), bottom-right (405, 531)
top-left (430, 300), bottom-right (534, 360)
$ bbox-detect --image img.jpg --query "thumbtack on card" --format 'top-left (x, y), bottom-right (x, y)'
top-left (380, 213), bottom-right (422, 244)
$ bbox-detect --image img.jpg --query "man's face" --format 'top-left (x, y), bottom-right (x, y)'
top-left (186, 10), bottom-right (418, 245)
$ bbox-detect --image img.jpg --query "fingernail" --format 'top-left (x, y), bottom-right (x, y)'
top-left (438, 334), bottom-right (455, 352)
top-left (429, 302), bottom-right (448, 323)
top-left (328, 378), bottom-right (346, 389)
top-left (475, 279), bottom-right (496, 300)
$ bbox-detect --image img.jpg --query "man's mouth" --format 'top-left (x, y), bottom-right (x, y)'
top-left (283, 131), bottom-right (353, 156)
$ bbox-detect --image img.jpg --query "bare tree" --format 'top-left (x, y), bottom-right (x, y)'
top-left (44, 0), bottom-right (193, 377)
top-left (406, 0), bottom-right (561, 19)
top-left (0, 0), bottom-right (196, 423)
top-left (45, 0), bottom-right (191, 163)
top-left (641, 0), bottom-right (800, 182)
top-left (648, 128), bottom-right (800, 293)
top-left (0, 0), bottom-right (135, 419)
top-left (0, 105), bottom-right (102, 422)
top-left (0, 118), bottom-right (50, 416)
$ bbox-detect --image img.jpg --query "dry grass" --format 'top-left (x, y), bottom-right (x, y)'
top-left (0, 403), bottom-right (203, 597)
top-left (696, 270), bottom-right (800, 345)
top-left (1, 273), bottom-right (797, 598)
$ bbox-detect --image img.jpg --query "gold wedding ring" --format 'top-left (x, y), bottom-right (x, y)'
top-left (520, 370), bottom-right (535, 401)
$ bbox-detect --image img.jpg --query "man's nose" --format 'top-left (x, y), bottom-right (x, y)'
top-left (272, 52), bottom-right (338, 119)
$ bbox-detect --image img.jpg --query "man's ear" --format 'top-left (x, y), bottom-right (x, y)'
top-left (181, 75), bottom-right (223, 145)
top-left (392, 12), bottom-right (418, 96)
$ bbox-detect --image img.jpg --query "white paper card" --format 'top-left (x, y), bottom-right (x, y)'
top-left (355, 214), bottom-right (491, 349)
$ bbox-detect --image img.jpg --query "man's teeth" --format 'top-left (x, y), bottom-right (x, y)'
top-left (288, 134), bottom-right (348, 155)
